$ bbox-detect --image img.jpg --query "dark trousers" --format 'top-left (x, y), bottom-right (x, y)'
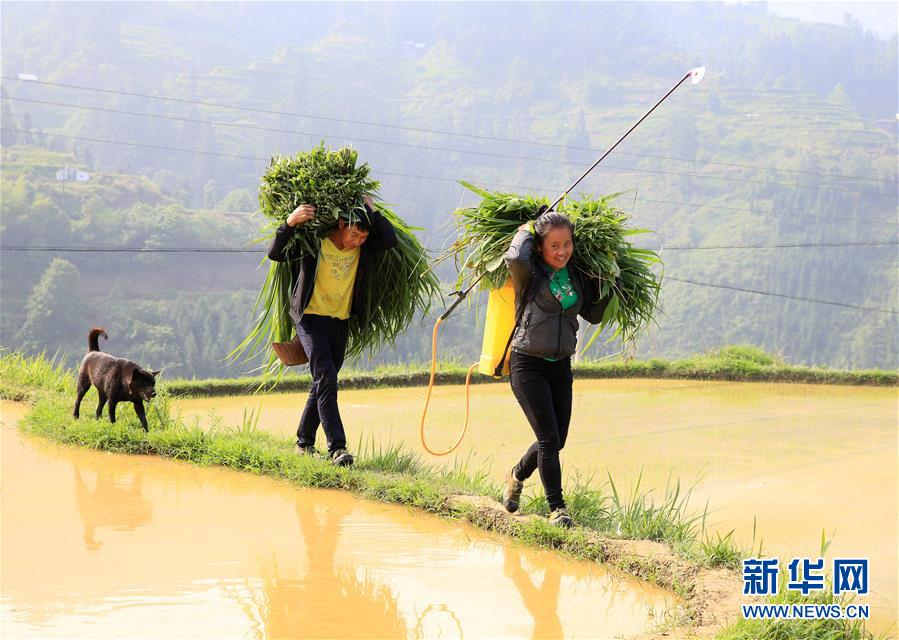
top-left (509, 351), bottom-right (573, 511)
top-left (295, 314), bottom-right (349, 453)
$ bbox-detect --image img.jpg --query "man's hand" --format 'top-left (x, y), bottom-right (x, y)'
top-left (362, 195), bottom-right (375, 210)
top-left (287, 204), bottom-right (315, 227)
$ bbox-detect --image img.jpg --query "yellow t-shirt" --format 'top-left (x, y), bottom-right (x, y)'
top-left (303, 237), bottom-right (361, 320)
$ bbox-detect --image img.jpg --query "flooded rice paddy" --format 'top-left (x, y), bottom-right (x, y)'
top-left (174, 379), bottom-right (898, 633)
top-left (1, 400), bottom-right (677, 639)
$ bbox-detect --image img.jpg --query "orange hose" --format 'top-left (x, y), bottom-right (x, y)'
top-left (419, 317), bottom-right (478, 456)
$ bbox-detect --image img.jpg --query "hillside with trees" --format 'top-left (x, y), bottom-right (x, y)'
top-left (1, 2), bottom-right (895, 375)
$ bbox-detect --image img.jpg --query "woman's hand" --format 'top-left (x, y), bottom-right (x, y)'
top-left (362, 195), bottom-right (375, 210)
top-left (287, 204), bottom-right (315, 227)
top-left (518, 222), bottom-right (532, 233)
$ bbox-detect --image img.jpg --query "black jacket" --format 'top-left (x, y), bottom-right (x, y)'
top-left (267, 205), bottom-right (398, 324)
top-left (505, 229), bottom-right (609, 360)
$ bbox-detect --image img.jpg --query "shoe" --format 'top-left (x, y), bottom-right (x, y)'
top-left (548, 508), bottom-right (573, 528)
top-left (330, 448), bottom-right (354, 467)
top-left (502, 468), bottom-right (524, 513)
top-left (294, 444), bottom-right (316, 456)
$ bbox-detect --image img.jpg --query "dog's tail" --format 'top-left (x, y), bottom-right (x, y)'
top-left (88, 327), bottom-right (108, 352)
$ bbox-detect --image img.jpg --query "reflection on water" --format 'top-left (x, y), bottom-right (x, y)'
top-left (233, 502), bottom-right (407, 639)
top-left (414, 604), bottom-right (464, 639)
top-left (2, 400), bottom-right (676, 639)
top-left (503, 546), bottom-right (562, 640)
top-left (174, 379), bottom-right (897, 633)
top-left (74, 467), bottom-right (153, 551)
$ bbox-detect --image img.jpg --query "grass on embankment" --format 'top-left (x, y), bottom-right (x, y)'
top-left (162, 345), bottom-right (896, 397)
top-left (1, 351), bottom-right (881, 640)
top-left (0, 350), bottom-right (71, 402)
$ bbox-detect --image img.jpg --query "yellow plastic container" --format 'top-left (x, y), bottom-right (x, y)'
top-left (478, 279), bottom-right (517, 377)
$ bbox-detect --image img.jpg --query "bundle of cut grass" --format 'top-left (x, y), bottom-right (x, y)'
top-left (445, 182), bottom-right (661, 346)
top-left (231, 144), bottom-right (440, 375)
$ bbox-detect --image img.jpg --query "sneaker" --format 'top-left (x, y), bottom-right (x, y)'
top-left (548, 508), bottom-right (573, 528)
top-left (330, 448), bottom-right (354, 467)
top-left (502, 468), bottom-right (525, 513)
top-left (294, 444), bottom-right (316, 456)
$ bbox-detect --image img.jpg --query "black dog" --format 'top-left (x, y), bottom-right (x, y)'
top-left (73, 327), bottom-right (160, 432)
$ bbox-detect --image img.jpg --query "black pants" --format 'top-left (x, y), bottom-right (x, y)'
top-left (295, 314), bottom-right (349, 453)
top-left (509, 350), bottom-right (573, 511)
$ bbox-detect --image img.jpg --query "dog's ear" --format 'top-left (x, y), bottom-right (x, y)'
top-left (123, 363), bottom-right (137, 393)
top-left (149, 369), bottom-right (161, 378)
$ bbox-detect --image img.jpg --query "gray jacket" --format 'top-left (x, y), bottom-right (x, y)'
top-left (504, 229), bottom-right (609, 360)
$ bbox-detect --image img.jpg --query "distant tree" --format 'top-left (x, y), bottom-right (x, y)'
top-left (203, 179), bottom-right (219, 209)
top-left (3, 175), bottom-right (32, 213)
top-left (292, 57), bottom-right (308, 106)
top-left (1, 97), bottom-right (18, 146)
top-left (29, 193), bottom-right (69, 242)
top-left (565, 110), bottom-right (591, 163)
top-left (826, 83), bottom-right (853, 109)
top-left (218, 188), bottom-right (256, 212)
top-left (16, 259), bottom-right (86, 356)
top-left (21, 112), bottom-right (33, 144)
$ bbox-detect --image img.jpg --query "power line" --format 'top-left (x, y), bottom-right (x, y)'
top-left (3, 244), bottom-right (893, 314)
top-left (1, 127), bottom-right (263, 162)
top-left (5, 128), bottom-right (896, 229)
top-left (0, 246), bottom-right (261, 253)
top-left (4, 76), bottom-right (896, 189)
top-left (1, 94), bottom-right (639, 178)
top-left (9, 76), bottom-right (896, 184)
top-left (3, 240), bottom-right (895, 254)
top-left (635, 196), bottom-right (898, 227)
top-left (662, 241), bottom-right (898, 250)
top-left (666, 277), bottom-right (897, 314)
top-left (0, 126), bottom-right (547, 193)
top-left (6, 126), bottom-right (896, 229)
top-left (8, 95), bottom-right (892, 197)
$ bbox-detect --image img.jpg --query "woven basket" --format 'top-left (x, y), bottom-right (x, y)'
top-left (272, 337), bottom-right (308, 366)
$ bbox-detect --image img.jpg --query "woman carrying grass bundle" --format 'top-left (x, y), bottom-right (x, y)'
top-left (501, 210), bottom-right (610, 528)
top-left (268, 195), bottom-right (397, 467)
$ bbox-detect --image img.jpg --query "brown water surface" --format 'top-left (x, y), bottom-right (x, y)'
top-left (1, 400), bottom-right (676, 639)
top-left (174, 379), bottom-right (898, 633)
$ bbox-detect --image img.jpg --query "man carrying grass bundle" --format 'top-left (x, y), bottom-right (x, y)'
top-left (268, 196), bottom-right (397, 467)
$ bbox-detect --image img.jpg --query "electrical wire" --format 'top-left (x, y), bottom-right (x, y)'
top-left (661, 241), bottom-right (898, 250)
top-left (3, 127), bottom-right (895, 228)
top-left (666, 277), bottom-right (897, 314)
top-left (5, 91), bottom-right (896, 196)
top-left (2, 246), bottom-right (894, 315)
top-left (4, 75), bottom-right (894, 185)
top-left (4, 240), bottom-right (895, 253)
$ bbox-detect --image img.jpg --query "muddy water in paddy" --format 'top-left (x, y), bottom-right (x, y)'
top-left (174, 379), bottom-right (898, 633)
top-left (1, 401), bottom-right (676, 639)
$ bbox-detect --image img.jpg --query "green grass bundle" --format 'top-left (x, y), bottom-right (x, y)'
top-left (231, 144), bottom-right (440, 375)
top-left (446, 182), bottom-right (662, 346)
top-left (257, 144), bottom-right (376, 257)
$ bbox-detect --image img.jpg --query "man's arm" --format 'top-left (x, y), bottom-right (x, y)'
top-left (268, 205), bottom-right (315, 261)
top-left (268, 223), bottom-right (294, 261)
top-left (362, 200), bottom-right (398, 253)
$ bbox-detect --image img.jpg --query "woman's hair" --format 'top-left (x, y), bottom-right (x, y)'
top-left (533, 210), bottom-right (573, 241)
